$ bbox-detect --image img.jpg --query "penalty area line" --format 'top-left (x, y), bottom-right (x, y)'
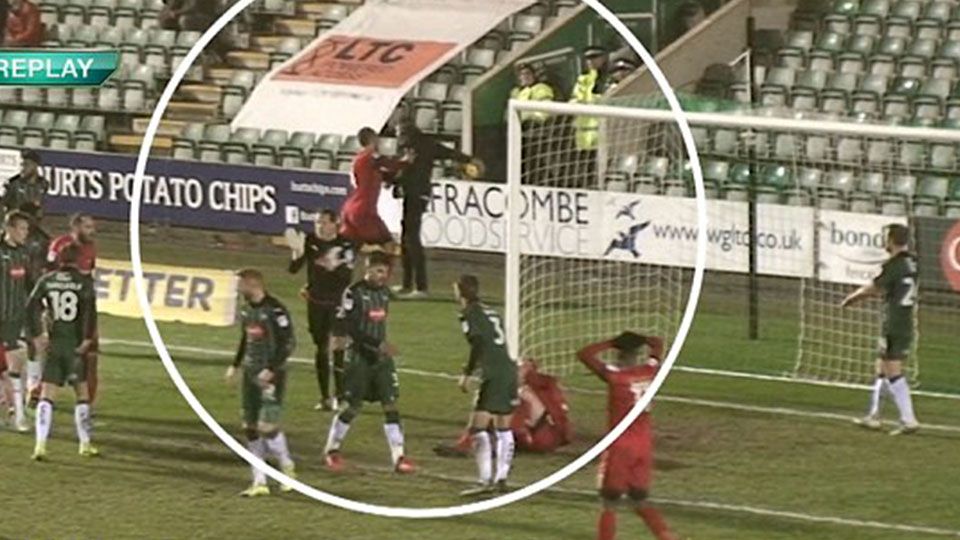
top-left (350, 463), bottom-right (960, 538)
top-left (101, 338), bottom-right (960, 435)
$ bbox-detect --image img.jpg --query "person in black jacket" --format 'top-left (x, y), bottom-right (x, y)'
top-left (287, 209), bottom-right (355, 411)
top-left (392, 122), bottom-right (475, 298)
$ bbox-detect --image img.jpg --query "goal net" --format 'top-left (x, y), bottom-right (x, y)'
top-left (507, 98), bottom-right (957, 391)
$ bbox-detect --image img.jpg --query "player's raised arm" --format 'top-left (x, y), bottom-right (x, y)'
top-left (577, 339), bottom-right (615, 380)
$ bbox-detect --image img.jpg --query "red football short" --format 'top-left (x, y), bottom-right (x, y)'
top-left (597, 437), bottom-right (653, 495)
top-left (339, 210), bottom-right (392, 245)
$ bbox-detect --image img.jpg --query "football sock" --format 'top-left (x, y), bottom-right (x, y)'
top-left (494, 428), bottom-right (515, 482)
top-left (383, 412), bottom-right (405, 465)
top-left (867, 375), bottom-right (886, 417)
top-left (85, 354), bottom-right (99, 404)
top-left (315, 349), bottom-right (330, 401)
top-left (471, 429), bottom-right (492, 484)
top-left (10, 372), bottom-right (24, 424)
top-left (636, 506), bottom-right (673, 540)
top-left (246, 437), bottom-right (267, 486)
top-left (332, 350), bottom-right (345, 399)
top-left (598, 509), bottom-right (616, 540)
top-left (888, 375), bottom-right (918, 425)
top-left (26, 359), bottom-right (42, 391)
top-left (74, 401), bottom-right (91, 444)
top-left (325, 416), bottom-right (352, 454)
top-left (265, 431), bottom-right (294, 468)
top-left (36, 398), bottom-right (53, 445)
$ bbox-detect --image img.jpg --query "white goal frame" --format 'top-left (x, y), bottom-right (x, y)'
top-left (505, 99), bottom-right (960, 398)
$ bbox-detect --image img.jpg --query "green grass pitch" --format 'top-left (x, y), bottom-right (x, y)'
top-left (1, 232), bottom-right (959, 539)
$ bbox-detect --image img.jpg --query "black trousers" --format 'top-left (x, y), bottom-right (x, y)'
top-left (401, 195), bottom-right (429, 292)
top-left (307, 301), bottom-right (344, 400)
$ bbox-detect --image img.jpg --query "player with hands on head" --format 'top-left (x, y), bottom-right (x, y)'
top-left (842, 223), bottom-right (920, 435)
top-left (225, 269), bottom-right (297, 497)
top-left (578, 331), bottom-right (678, 540)
top-left (323, 251), bottom-right (415, 474)
top-left (453, 274), bottom-right (519, 497)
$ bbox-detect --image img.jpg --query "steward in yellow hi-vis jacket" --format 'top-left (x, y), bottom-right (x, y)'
top-left (510, 63), bottom-right (555, 124)
top-left (569, 45), bottom-right (609, 151)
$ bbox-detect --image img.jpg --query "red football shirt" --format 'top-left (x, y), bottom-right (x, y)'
top-left (47, 234), bottom-right (97, 274)
top-left (577, 337), bottom-right (664, 441)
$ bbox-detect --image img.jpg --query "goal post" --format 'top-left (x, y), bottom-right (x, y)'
top-left (506, 97), bottom-right (960, 391)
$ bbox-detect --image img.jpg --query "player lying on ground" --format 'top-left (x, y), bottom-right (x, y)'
top-left (435, 358), bottom-right (573, 457)
top-left (27, 243), bottom-right (98, 460)
top-left (578, 332), bottom-right (678, 540)
top-left (1, 210), bottom-right (35, 433)
top-left (225, 269), bottom-right (298, 497)
top-left (288, 209), bottom-right (355, 411)
top-left (324, 252), bottom-right (416, 474)
top-left (453, 275), bottom-right (519, 497)
top-left (44, 213), bottom-right (98, 407)
top-left (339, 127), bottom-right (406, 255)
top-left (842, 223), bottom-right (920, 436)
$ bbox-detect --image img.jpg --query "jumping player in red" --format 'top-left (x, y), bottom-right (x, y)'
top-left (46, 213), bottom-right (98, 404)
top-left (578, 331), bottom-right (678, 540)
top-left (339, 127), bottom-right (403, 253)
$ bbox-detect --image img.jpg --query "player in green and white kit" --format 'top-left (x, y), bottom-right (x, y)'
top-left (454, 274), bottom-right (519, 497)
top-left (225, 269), bottom-right (297, 497)
top-left (0, 210), bottom-right (35, 432)
top-left (26, 243), bottom-right (97, 460)
top-left (842, 223), bottom-right (920, 435)
top-left (323, 251), bottom-right (416, 474)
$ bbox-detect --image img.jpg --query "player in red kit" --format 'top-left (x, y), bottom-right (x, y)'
top-left (339, 127), bottom-right (403, 254)
top-left (578, 331), bottom-right (678, 540)
top-left (46, 213), bottom-right (99, 404)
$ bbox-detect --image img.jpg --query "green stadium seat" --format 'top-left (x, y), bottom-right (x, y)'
top-left (815, 32), bottom-right (846, 54)
top-left (932, 58), bottom-right (957, 80)
top-left (288, 131), bottom-right (315, 150)
top-left (73, 133), bottom-right (97, 151)
top-left (916, 175), bottom-right (951, 202)
top-left (809, 50), bottom-right (836, 72)
top-left (888, 174), bottom-right (918, 197)
top-left (0, 126), bottom-right (21, 146)
top-left (172, 140), bottom-right (196, 160)
top-left (251, 148), bottom-right (276, 167)
top-left (702, 160), bottom-right (730, 184)
top-left (898, 58), bottom-right (926, 79)
top-left (883, 94), bottom-right (911, 119)
top-left (791, 88), bottom-right (818, 111)
top-left (221, 87), bottom-right (245, 119)
top-left (898, 141), bottom-right (925, 167)
top-left (152, 28), bottom-right (177, 48)
top-left (913, 200), bottom-right (940, 216)
top-left (891, 1), bottom-right (922, 21)
top-left (204, 124), bottom-right (231, 143)
top-left (848, 34), bottom-right (876, 55)
top-left (881, 194), bottom-right (907, 215)
top-left (222, 146), bottom-right (248, 164)
top-left (852, 92), bottom-right (879, 114)
top-left (308, 150), bottom-right (333, 171)
top-left (641, 156), bottom-right (670, 179)
top-left (856, 74), bottom-right (888, 97)
top-left (232, 127), bottom-right (262, 149)
top-left (88, 6), bottom-right (111, 27)
top-left (336, 156), bottom-right (353, 172)
top-left (890, 76), bottom-right (921, 96)
top-left (924, 1), bottom-right (953, 22)
top-left (21, 127), bottom-right (45, 147)
top-left (198, 143), bottom-right (224, 162)
top-left (62, 5), bottom-right (85, 26)
top-left (916, 19), bottom-right (944, 40)
top-left (860, 0), bottom-right (890, 18)
top-left (833, 0), bottom-right (860, 14)
top-left (341, 135), bottom-right (362, 154)
top-left (861, 172), bottom-right (887, 194)
top-left (784, 30), bottom-right (814, 52)
top-left (930, 144), bottom-right (957, 168)
top-left (413, 103), bottom-right (439, 132)
top-left (279, 148), bottom-right (306, 169)
top-left (796, 69), bottom-right (828, 90)
top-left (906, 38), bottom-right (938, 60)
top-left (883, 17), bottom-right (912, 38)
top-left (948, 21), bottom-right (960, 41)
top-left (259, 129), bottom-right (288, 149)
top-left (825, 13), bottom-right (852, 34)
top-left (416, 81), bottom-right (449, 104)
top-left (849, 193), bottom-right (876, 212)
top-left (837, 52), bottom-right (867, 74)
top-left (796, 167), bottom-right (823, 192)
top-left (876, 36), bottom-right (907, 57)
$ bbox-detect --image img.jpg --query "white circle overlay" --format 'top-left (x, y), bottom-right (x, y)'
top-left (128, 0), bottom-right (707, 519)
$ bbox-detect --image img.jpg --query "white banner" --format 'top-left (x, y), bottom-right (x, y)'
top-left (817, 210), bottom-right (907, 285)
top-left (402, 179), bottom-right (816, 278)
top-left (232, 0), bottom-right (534, 136)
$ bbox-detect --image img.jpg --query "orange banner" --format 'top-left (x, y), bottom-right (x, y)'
top-left (274, 35), bottom-right (456, 88)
